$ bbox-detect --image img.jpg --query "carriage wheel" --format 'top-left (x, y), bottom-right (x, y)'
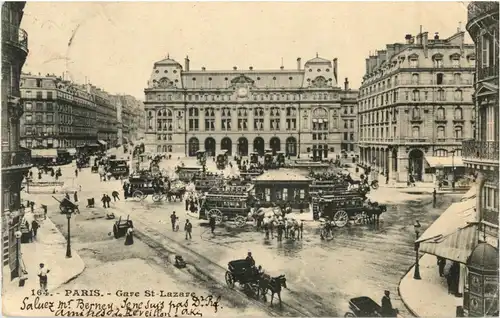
top-left (354, 212), bottom-right (364, 225)
top-left (133, 190), bottom-right (145, 200)
top-left (208, 209), bottom-right (223, 225)
top-left (333, 210), bottom-right (349, 227)
top-left (344, 312), bottom-right (356, 317)
top-left (371, 181), bottom-right (379, 190)
top-left (225, 271), bottom-right (235, 288)
top-left (234, 215), bottom-right (247, 227)
top-left (152, 193), bottom-right (162, 202)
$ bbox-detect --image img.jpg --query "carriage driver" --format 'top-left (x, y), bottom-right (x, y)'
top-left (246, 252), bottom-right (255, 267)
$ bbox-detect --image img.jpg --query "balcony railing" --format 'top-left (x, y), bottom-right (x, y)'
top-left (2, 150), bottom-right (32, 169)
top-left (477, 65), bottom-right (499, 80)
top-left (1, 23), bottom-right (28, 52)
top-left (468, 2), bottom-right (499, 23)
top-left (462, 140), bottom-right (499, 162)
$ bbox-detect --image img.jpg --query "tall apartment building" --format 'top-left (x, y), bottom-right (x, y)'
top-left (89, 85), bottom-right (118, 147)
top-left (463, 3), bottom-right (499, 316)
top-left (19, 74), bottom-right (97, 149)
top-left (120, 95), bottom-right (144, 142)
top-left (358, 29), bottom-right (475, 183)
top-left (143, 55), bottom-right (357, 158)
top-left (340, 90), bottom-right (358, 153)
top-left (1, 2), bottom-right (31, 280)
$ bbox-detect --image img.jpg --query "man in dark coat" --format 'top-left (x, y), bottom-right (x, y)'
top-left (437, 256), bottom-right (446, 277)
top-left (171, 211), bottom-right (178, 231)
top-left (112, 190), bottom-right (120, 201)
top-left (245, 252), bottom-right (255, 266)
top-left (209, 215), bottom-right (216, 234)
top-left (381, 290), bottom-right (395, 317)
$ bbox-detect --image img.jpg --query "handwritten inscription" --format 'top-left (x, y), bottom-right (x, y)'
top-left (18, 291), bottom-right (221, 317)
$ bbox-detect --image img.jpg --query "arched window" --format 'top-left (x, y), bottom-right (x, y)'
top-left (454, 107), bottom-right (463, 120)
top-left (454, 126), bottom-right (463, 139)
top-left (436, 107), bottom-right (445, 119)
top-left (412, 73), bottom-right (419, 84)
top-left (454, 89), bottom-right (463, 101)
top-left (412, 89), bottom-right (420, 101)
top-left (437, 126), bottom-right (445, 138)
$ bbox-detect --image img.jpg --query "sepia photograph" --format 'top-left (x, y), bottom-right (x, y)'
top-left (1, 1), bottom-right (499, 317)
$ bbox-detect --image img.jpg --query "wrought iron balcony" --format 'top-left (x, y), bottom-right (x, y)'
top-left (468, 2), bottom-right (499, 24)
top-left (462, 139), bottom-right (499, 163)
top-left (1, 23), bottom-right (28, 53)
top-left (477, 65), bottom-right (499, 80)
top-left (1, 150), bottom-right (32, 170)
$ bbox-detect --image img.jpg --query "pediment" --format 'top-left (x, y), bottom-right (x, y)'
top-left (312, 76), bottom-right (329, 88)
top-left (230, 74), bottom-right (255, 85)
top-left (475, 82), bottom-right (499, 97)
top-left (154, 77), bottom-right (176, 89)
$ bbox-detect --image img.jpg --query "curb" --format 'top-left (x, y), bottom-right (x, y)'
top-left (397, 260), bottom-right (423, 318)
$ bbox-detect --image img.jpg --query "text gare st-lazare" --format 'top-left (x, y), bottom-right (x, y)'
top-left (19, 289), bottom-right (221, 317)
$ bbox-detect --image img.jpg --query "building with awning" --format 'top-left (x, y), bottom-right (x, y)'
top-left (417, 191), bottom-right (478, 263)
top-left (425, 155), bottom-right (467, 186)
top-left (425, 155), bottom-right (464, 168)
top-left (30, 149), bottom-right (58, 158)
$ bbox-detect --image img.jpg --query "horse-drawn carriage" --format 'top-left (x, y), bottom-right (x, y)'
top-left (196, 150), bottom-right (207, 166)
top-left (199, 190), bottom-right (252, 227)
top-left (225, 259), bottom-right (260, 294)
top-left (309, 179), bottom-right (349, 196)
top-left (344, 296), bottom-right (400, 317)
top-left (128, 175), bottom-right (185, 202)
top-left (194, 174), bottom-right (224, 193)
top-left (53, 196), bottom-right (79, 214)
top-left (176, 166), bottom-right (202, 182)
top-left (107, 159), bottom-right (130, 179)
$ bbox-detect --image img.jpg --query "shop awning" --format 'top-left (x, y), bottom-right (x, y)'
top-left (417, 197), bottom-right (478, 263)
top-left (461, 185), bottom-right (477, 202)
top-left (425, 156), bottom-right (464, 168)
top-left (98, 140), bottom-right (107, 146)
top-left (31, 149), bottom-right (58, 158)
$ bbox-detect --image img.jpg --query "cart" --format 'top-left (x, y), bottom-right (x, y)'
top-left (344, 296), bottom-right (400, 317)
top-left (216, 150), bottom-right (229, 170)
top-left (314, 194), bottom-right (366, 227)
top-left (199, 191), bottom-right (252, 227)
top-left (128, 175), bottom-right (167, 201)
top-left (53, 196), bottom-right (80, 214)
top-left (113, 215), bottom-right (133, 239)
top-left (225, 259), bottom-right (260, 296)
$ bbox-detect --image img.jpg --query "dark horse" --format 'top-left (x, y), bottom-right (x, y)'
top-left (257, 274), bottom-right (287, 308)
top-left (363, 203), bottom-right (387, 223)
top-left (166, 188), bottom-right (186, 202)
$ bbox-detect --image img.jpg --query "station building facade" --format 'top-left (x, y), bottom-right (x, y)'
top-left (143, 55), bottom-right (358, 158)
top-left (358, 29), bottom-right (475, 183)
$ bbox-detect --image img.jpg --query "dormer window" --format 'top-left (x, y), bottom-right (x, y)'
top-left (432, 53), bottom-right (444, 68)
top-left (450, 53), bottom-right (461, 68)
top-left (409, 56), bottom-right (418, 68)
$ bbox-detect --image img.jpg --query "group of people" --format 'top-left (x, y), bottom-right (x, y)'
top-left (261, 215), bottom-right (304, 241)
top-left (30, 166), bottom-right (62, 181)
top-left (170, 211), bottom-right (193, 240)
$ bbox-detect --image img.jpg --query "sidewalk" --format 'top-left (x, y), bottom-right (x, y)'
top-left (2, 217), bottom-right (85, 316)
top-left (398, 253), bottom-right (460, 317)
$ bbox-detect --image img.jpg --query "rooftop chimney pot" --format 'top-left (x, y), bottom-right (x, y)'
top-left (249, 66), bottom-right (253, 70)
top-left (297, 57), bottom-right (302, 70)
top-left (233, 66), bottom-right (237, 70)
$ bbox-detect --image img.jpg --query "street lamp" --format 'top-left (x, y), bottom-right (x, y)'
top-left (450, 150), bottom-right (456, 190)
top-left (14, 230), bottom-right (22, 277)
top-left (413, 220), bottom-right (422, 280)
top-left (66, 211), bottom-right (73, 258)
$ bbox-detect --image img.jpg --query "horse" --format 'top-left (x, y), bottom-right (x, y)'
top-left (363, 203), bottom-right (387, 223)
top-left (257, 274), bottom-right (287, 308)
top-left (166, 187), bottom-right (186, 202)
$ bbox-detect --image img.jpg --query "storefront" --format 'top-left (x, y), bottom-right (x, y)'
top-left (253, 170), bottom-right (310, 209)
top-left (425, 155), bottom-right (466, 187)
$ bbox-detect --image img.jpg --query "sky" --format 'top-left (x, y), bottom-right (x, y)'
top-left (20, 1), bottom-right (472, 100)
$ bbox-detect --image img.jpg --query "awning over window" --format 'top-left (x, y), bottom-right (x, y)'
top-left (98, 140), bottom-right (107, 146)
top-left (417, 197), bottom-right (478, 263)
top-left (31, 149), bottom-right (58, 158)
top-left (425, 156), bottom-right (464, 168)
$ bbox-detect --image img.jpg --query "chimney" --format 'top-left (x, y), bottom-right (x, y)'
top-left (280, 66), bottom-right (284, 70)
top-left (249, 66), bottom-right (253, 71)
top-left (297, 57), bottom-right (301, 70)
top-left (333, 58), bottom-right (338, 83)
top-left (344, 78), bottom-right (349, 90)
top-left (405, 34), bottom-right (412, 44)
top-left (233, 66), bottom-right (237, 71)
top-left (422, 32), bottom-right (429, 58)
top-left (434, 32), bottom-right (439, 40)
top-left (201, 67), bottom-right (206, 71)
top-left (185, 56), bottom-right (190, 71)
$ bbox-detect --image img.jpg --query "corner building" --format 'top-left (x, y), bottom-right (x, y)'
top-left (358, 30), bottom-right (475, 183)
top-left (1, 2), bottom-right (31, 280)
top-left (143, 55), bottom-right (357, 157)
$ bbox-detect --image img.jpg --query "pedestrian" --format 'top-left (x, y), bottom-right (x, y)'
top-left (75, 169), bottom-right (78, 177)
top-left (433, 188), bottom-right (437, 207)
top-left (73, 191), bottom-right (78, 202)
top-left (106, 195), bottom-right (112, 208)
top-left (300, 221), bottom-right (304, 239)
top-left (38, 263), bottom-right (50, 292)
top-left (277, 222), bottom-right (283, 242)
top-left (38, 171), bottom-right (42, 180)
top-left (101, 194), bottom-right (107, 208)
top-left (65, 193), bottom-right (70, 201)
top-left (123, 183), bottom-right (129, 199)
top-left (124, 226), bottom-right (134, 245)
top-left (42, 205), bottom-right (47, 220)
top-left (112, 190), bottom-right (120, 201)
top-left (32, 219), bottom-right (39, 239)
top-left (380, 290), bottom-right (395, 317)
top-left (437, 256), bottom-right (446, 277)
top-left (171, 211), bottom-right (178, 231)
top-left (184, 219), bottom-right (192, 240)
top-left (209, 215), bottom-right (216, 234)
top-left (185, 198), bottom-right (189, 211)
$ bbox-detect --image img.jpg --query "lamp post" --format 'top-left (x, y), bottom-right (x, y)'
top-left (450, 150), bottom-right (456, 190)
top-left (14, 230), bottom-right (22, 278)
top-left (66, 211), bottom-right (73, 258)
top-left (413, 220), bottom-right (422, 280)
